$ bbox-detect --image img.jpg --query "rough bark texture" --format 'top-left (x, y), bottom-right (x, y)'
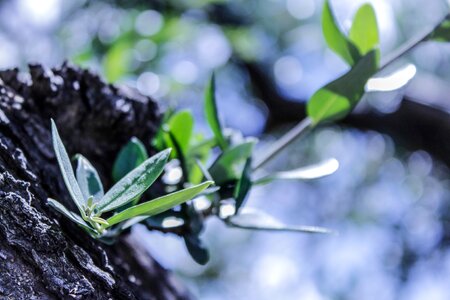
top-left (0, 63), bottom-right (191, 300)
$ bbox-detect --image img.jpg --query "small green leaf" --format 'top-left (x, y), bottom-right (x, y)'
top-left (165, 110), bottom-right (194, 157)
top-left (322, 0), bottom-right (360, 65)
top-left (51, 120), bottom-right (85, 214)
top-left (106, 181), bottom-right (213, 226)
top-left (209, 140), bottom-right (256, 185)
top-left (112, 137), bottom-right (149, 183)
top-left (76, 155), bottom-right (104, 203)
top-left (91, 216), bottom-right (109, 226)
top-left (205, 73), bottom-right (227, 150)
top-left (307, 50), bottom-right (378, 125)
top-left (349, 4), bottom-right (379, 63)
top-left (47, 198), bottom-right (95, 234)
top-left (184, 234), bottom-right (210, 265)
top-left (234, 158), bottom-right (252, 212)
top-left (97, 149), bottom-right (171, 213)
top-left (254, 158), bottom-right (339, 185)
top-left (226, 208), bottom-right (334, 234)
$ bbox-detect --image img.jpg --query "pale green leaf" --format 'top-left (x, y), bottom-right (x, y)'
top-left (51, 120), bottom-right (85, 214)
top-left (106, 181), bottom-right (213, 227)
top-left (97, 149), bottom-right (171, 213)
top-left (165, 110), bottom-right (194, 157)
top-left (76, 155), bottom-right (104, 203)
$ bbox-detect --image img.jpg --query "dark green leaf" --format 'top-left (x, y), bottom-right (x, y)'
top-left (204, 73), bottom-right (227, 150)
top-left (76, 155), bottom-right (104, 203)
top-left (226, 208), bottom-right (334, 234)
top-left (322, 0), bottom-right (360, 65)
top-left (184, 234), bottom-right (209, 265)
top-left (112, 137), bottom-right (149, 183)
top-left (97, 149), bottom-right (171, 213)
top-left (349, 3), bottom-right (379, 63)
top-left (234, 158), bottom-right (252, 212)
top-left (307, 50), bottom-right (378, 125)
top-left (51, 120), bottom-right (85, 214)
top-left (209, 140), bottom-right (256, 185)
top-left (106, 181), bottom-right (213, 226)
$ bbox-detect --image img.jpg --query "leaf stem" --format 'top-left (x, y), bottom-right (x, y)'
top-left (252, 117), bottom-right (312, 170)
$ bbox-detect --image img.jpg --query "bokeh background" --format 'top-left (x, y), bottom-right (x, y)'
top-left (2, 0), bottom-right (450, 299)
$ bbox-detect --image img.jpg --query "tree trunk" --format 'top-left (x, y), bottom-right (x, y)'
top-left (0, 63), bottom-right (191, 300)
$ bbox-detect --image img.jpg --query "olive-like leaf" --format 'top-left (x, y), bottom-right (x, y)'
top-left (76, 155), bottom-right (104, 203)
top-left (165, 110), bottom-right (194, 157)
top-left (47, 198), bottom-right (95, 234)
top-left (322, 0), bottom-right (360, 65)
top-left (254, 158), bottom-right (339, 185)
top-left (51, 120), bottom-right (85, 214)
top-left (97, 149), bottom-right (171, 213)
top-left (234, 158), bottom-right (252, 212)
top-left (209, 140), bottom-right (256, 185)
top-left (349, 3), bottom-right (379, 63)
top-left (205, 73), bottom-right (227, 150)
top-left (184, 234), bottom-right (210, 265)
top-left (226, 208), bottom-right (334, 234)
top-left (307, 50), bottom-right (378, 125)
top-left (106, 181), bottom-right (213, 227)
top-left (112, 137), bottom-right (149, 183)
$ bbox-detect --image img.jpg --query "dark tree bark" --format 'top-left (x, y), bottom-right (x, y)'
top-left (0, 63), bottom-right (191, 299)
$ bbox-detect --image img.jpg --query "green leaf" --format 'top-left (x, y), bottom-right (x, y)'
top-left (106, 181), bottom-right (213, 226)
top-left (234, 158), bottom-right (252, 211)
top-left (226, 208), bottom-right (334, 234)
top-left (75, 155), bottom-right (104, 203)
top-left (307, 50), bottom-right (378, 125)
top-left (97, 149), bottom-right (171, 213)
top-left (47, 198), bottom-right (95, 234)
top-left (184, 234), bottom-right (209, 265)
top-left (112, 137), bottom-right (149, 183)
top-left (429, 15), bottom-right (450, 42)
top-left (209, 140), bottom-right (256, 185)
top-left (205, 73), bottom-right (227, 150)
top-left (254, 158), bottom-right (339, 185)
top-left (349, 3), bottom-right (379, 63)
top-left (322, 0), bottom-right (360, 65)
top-left (165, 110), bottom-right (194, 157)
top-left (51, 120), bottom-right (85, 214)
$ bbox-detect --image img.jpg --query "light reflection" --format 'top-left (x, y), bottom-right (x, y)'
top-left (366, 64), bottom-right (417, 92)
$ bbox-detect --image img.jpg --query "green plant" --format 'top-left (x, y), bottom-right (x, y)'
top-left (48, 119), bottom-right (212, 243)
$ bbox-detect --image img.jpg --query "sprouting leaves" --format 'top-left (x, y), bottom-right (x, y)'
top-left (48, 120), bottom-right (213, 243)
top-left (322, 0), bottom-right (379, 67)
top-left (322, 0), bottom-right (360, 65)
top-left (205, 73), bottom-right (227, 150)
top-left (307, 50), bottom-right (378, 125)
top-left (112, 137), bottom-right (149, 183)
